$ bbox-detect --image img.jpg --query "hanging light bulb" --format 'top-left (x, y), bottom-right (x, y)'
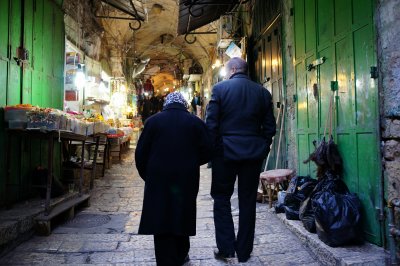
top-left (75, 71), bottom-right (86, 90)
top-left (219, 66), bottom-right (227, 77)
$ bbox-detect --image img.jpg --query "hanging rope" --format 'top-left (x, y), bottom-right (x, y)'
top-left (323, 92), bottom-right (334, 139)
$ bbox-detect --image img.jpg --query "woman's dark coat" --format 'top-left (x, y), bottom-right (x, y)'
top-left (135, 102), bottom-right (212, 236)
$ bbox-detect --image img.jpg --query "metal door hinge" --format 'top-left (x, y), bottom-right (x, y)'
top-left (307, 57), bottom-right (326, 71)
top-left (293, 94), bottom-right (297, 102)
top-left (370, 66), bottom-right (378, 79)
top-left (290, 8), bottom-right (294, 16)
top-left (376, 207), bottom-right (385, 221)
top-left (330, 81), bottom-right (338, 91)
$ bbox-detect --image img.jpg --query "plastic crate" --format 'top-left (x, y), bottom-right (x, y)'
top-left (4, 108), bottom-right (31, 122)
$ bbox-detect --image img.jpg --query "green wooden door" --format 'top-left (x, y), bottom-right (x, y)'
top-left (0, 0), bottom-right (9, 106)
top-left (253, 20), bottom-right (285, 170)
top-left (0, 0), bottom-right (10, 207)
top-left (0, 0), bottom-right (65, 207)
top-left (8, 0), bottom-right (22, 105)
top-left (294, 0), bottom-right (381, 245)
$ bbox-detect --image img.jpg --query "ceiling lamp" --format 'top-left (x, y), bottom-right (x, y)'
top-left (151, 4), bottom-right (164, 15)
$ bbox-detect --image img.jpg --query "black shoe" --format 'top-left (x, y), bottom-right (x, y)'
top-left (238, 255), bottom-right (250, 263)
top-left (213, 249), bottom-right (235, 262)
top-left (182, 255), bottom-right (190, 265)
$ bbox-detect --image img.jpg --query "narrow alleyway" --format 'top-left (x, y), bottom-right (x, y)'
top-left (0, 147), bottom-right (318, 265)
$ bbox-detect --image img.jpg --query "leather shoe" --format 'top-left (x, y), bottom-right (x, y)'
top-left (238, 256), bottom-right (250, 263)
top-left (182, 255), bottom-right (190, 265)
top-left (213, 249), bottom-right (235, 262)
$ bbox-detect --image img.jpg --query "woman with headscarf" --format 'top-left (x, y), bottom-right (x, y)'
top-left (135, 92), bottom-right (212, 266)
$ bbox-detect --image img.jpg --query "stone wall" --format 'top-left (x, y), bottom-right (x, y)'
top-left (63, 0), bottom-right (104, 61)
top-left (376, 0), bottom-right (400, 204)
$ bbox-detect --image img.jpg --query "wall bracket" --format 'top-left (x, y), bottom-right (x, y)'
top-left (184, 0), bottom-right (249, 18)
top-left (184, 31), bottom-right (217, 44)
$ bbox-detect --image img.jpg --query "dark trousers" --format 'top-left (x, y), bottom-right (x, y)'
top-left (211, 157), bottom-right (263, 260)
top-left (154, 234), bottom-right (190, 266)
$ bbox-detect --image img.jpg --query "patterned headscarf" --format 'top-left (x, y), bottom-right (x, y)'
top-left (163, 92), bottom-right (189, 109)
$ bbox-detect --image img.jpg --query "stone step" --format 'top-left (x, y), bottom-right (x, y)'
top-left (271, 209), bottom-right (389, 265)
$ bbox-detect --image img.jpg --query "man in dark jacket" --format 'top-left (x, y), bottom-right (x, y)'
top-left (191, 91), bottom-right (203, 117)
top-left (135, 92), bottom-right (212, 266)
top-left (206, 57), bottom-right (276, 262)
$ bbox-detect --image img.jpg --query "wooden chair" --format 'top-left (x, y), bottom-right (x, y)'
top-left (259, 103), bottom-right (294, 208)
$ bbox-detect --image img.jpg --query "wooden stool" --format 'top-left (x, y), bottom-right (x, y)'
top-left (260, 169), bottom-right (294, 208)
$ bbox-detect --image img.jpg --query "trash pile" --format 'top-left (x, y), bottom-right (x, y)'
top-left (276, 135), bottom-right (363, 247)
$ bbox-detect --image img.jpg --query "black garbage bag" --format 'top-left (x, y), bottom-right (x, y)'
top-left (284, 194), bottom-right (301, 220)
top-left (275, 202), bottom-right (285, 214)
top-left (312, 177), bottom-right (363, 247)
top-left (299, 195), bottom-right (316, 232)
top-left (299, 174), bottom-right (340, 233)
top-left (284, 176), bottom-right (317, 220)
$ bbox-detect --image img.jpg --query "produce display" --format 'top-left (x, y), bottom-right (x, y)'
top-left (4, 104), bottom-right (34, 128)
top-left (3, 105), bottom-right (111, 136)
top-left (27, 108), bottom-right (63, 130)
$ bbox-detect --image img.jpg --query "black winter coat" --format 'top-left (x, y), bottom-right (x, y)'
top-left (206, 73), bottom-right (276, 161)
top-left (135, 102), bottom-right (212, 236)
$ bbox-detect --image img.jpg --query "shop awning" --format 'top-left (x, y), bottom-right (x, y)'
top-left (177, 0), bottom-right (239, 35)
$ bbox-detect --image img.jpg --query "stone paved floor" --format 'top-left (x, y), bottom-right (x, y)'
top-left (0, 147), bottom-right (319, 265)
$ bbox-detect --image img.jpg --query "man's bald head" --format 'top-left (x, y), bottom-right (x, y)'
top-left (226, 57), bottom-right (248, 78)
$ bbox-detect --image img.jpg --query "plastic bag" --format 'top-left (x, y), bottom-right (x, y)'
top-left (299, 196), bottom-right (316, 232)
top-left (274, 202), bottom-right (285, 214)
top-left (299, 171), bottom-right (340, 233)
top-left (284, 176), bottom-right (317, 220)
top-left (312, 178), bottom-right (363, 247)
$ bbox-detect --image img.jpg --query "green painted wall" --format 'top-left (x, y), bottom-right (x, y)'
top-left (0, 0), bottom-right (65, 207)
top-left (293, 0), bottom-right (381, 245)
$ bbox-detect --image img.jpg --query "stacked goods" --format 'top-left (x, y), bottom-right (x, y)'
top-left (69, 118), bottom-right (87, 135)
top-left (4, 104), bottom-right (34, 129)
top-left (119, 127), bottom-right (133, 143)
top-left (86, 113), bottom-right (110, 134)
top-left (93, 121), bottom-right (110, 134)
top-left (27, 108), bottom-right (62, 130)
top-left (59, 113), bottom-right (71, 131)
top-left (4, 104), bottom-right (111, 136)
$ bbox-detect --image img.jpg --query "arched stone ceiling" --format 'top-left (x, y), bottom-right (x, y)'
top-left (96, 0), bottom-right (217, 88)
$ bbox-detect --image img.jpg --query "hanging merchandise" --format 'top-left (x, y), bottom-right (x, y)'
top-left (144, 79), bottom-right (154, 95)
